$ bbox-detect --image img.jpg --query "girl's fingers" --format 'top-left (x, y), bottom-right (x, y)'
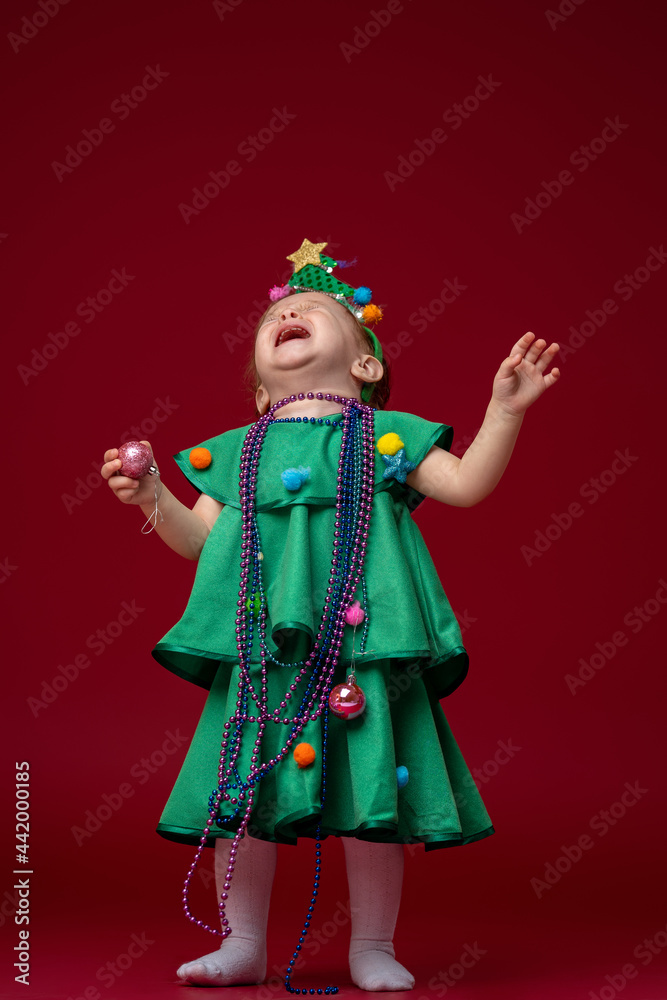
top-left (101, 459), bottom-right (119, 480)
top-left (497, 352), bottom-right (523, 377)
top-left (103, 447), bottom-right (119, 463)
top-left (524, 337), bottom-right (547, 363)
top-left (508, 333), bottom-right (559, 370)
top-left (108, 471), bottom-right (139, 489)
top-left (534, 343), bottom-right (560, 373)
top-left (101, 457), bottom-right (125, 480)
top-left (508, 331), bottom-right (535, 358)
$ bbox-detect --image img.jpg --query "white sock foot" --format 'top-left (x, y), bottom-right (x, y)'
top-left (176, 937), bottom-right (266, 986)
top-left (342, 839), bottom-right (414, 992)
top-left (176, 835), bottom-right (276, 986)
top-left (349, 943), bottom-right (415, 992)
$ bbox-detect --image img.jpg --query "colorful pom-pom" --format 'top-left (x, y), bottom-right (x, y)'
top-left (353, 286), bottom-right (373, 305)
top-left (269, 284), bottom-right (292, 302)
top-left (281, 466), bottom-right (310, 491)
top-left (362, 303), bottom-right (383, 324)
top-left (294, 743), bottom-right (316, 768)
top-left (344, 600), bottom-right (365, 626)
top-left (245, 593), bottom-right (262, 615)
top-left (377, 433), bottom-right (404, 456)
top-left (396, 766), bottom-right (409, 788)
top-left (189, 447), bottom-right (212, 469)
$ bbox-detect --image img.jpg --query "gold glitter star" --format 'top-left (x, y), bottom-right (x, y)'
top-left (286, 238), bottom-right (328, 272)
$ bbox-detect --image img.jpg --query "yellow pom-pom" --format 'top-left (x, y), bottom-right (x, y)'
top-left (362, 303), bottom-right (383, 324)
top-left (293, 742), bottom-right (316, 768)
top-left (377, 432), bottom-right (404, 456)
top-left (189, 447), bottom-right (212, 469)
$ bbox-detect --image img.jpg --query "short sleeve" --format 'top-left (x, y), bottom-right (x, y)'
top-left (373, 410), bottom-right (454, 513)
top-left (172, 425), bottom-right (252, 505)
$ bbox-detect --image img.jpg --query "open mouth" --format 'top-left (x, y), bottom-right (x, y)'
top-left (275, 325), bottom-right (311, 347)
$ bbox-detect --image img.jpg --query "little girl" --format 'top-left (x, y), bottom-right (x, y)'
top-left (102, 238), bottom-right (560, 993)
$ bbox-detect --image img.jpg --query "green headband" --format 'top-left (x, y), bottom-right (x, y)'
top-left (268, 238), bottom-right (384, 403)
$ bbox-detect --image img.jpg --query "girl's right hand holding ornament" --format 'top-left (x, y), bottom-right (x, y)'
top-left (102, 439), bottom-right (158, 506)
top-left (102, 439), bottom-right (218, 557)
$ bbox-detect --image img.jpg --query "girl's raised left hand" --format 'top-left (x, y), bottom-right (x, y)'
top-left (492, 332), bottom-right (560, 416)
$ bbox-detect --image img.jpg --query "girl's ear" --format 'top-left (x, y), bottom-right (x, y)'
top-left (255, 383), bottom-right (270, 416)
top-left (350, 354), bottom-right (383, 386)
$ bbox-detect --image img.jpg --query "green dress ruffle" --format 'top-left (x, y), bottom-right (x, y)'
top-left (152, 409), bottom-right (495, 851)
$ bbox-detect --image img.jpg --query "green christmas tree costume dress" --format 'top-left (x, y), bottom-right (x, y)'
top-left (151, 409), bottom-right (495, 851)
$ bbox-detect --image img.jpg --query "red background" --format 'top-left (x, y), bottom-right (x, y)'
top-left (2, 0), bottom-right (666, 998)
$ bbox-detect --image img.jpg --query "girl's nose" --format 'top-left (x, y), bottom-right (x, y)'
top-left (280, 306), bottom-right (302, 320)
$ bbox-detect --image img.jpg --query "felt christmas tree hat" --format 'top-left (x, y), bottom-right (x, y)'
top-left (268, 238), bottom-right (384, 403)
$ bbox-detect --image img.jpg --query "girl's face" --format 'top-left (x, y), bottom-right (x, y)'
top-left (253, 291), bottom-right (381, 412)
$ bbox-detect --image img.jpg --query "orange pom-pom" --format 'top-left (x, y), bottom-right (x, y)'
top-left (293, 742), bottom-right (316, 768)
top-left (362, 303), bottom-right (383, 324)
top-left (189, 447), bottom-right (212, 469)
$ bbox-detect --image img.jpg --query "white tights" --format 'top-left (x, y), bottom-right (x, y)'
top-left (176, 834), bottom-right (276, 986)
top-left (343, 837), bottom-right (415, 991)
top-left (176, 834), bottom-right (414, 991)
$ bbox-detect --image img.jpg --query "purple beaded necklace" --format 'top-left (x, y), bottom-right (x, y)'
top-left (181, 391), bottom-right (376, 995)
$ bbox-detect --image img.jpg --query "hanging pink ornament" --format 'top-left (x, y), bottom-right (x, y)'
top-left (329, 678), bottom-right (366, 720)
top-left (118, 441), bottom-right (153, 478)
top-left (344, 600), bottom-right (365, 626)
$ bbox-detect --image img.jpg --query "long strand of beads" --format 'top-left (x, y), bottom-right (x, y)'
top-left (180, 393), bottom-right (376, 992)
top-left (284, 705), bottom-right (334, 996)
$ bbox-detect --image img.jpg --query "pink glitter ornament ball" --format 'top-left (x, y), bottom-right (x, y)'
top-left (329, 679), bottom-right (366, 720)
top-left (118, 441), bottom-right (153, 478)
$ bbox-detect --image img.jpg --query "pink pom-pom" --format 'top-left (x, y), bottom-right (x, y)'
top-left (344, 601), bottom-right (365, 626)
top-left (268, 284), bottom-right (292, 302)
